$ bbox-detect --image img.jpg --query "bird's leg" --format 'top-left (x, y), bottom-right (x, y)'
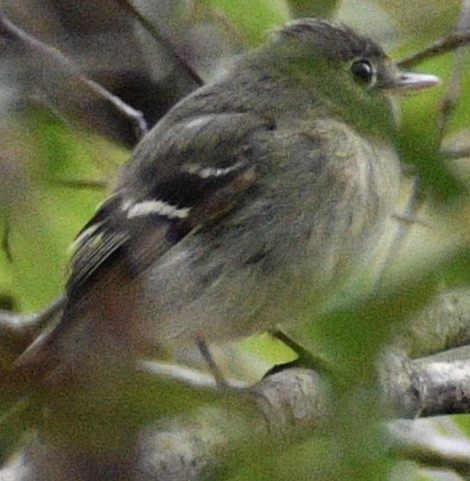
top-left (195, 336), bottom-right (229, 389)
top-left (266, 330), bottom-right (333, 379)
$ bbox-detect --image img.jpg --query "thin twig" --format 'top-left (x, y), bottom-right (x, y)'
top-left (0, 293), bottom-right (66, 358)
top-left (115, 0), bottom-right (204, 87)
top-left (53, 179), bottom-right (108, 190)
top-left (397, 30), bottom-right (470, 69)
top-left (1, 219), bottom-right (12, 263)
top-left (0, 293), bottom-right (66, 334)
top-left (0, 14), bottom-right (148, 139)
top-left (86, 77), bottom-right (148, 138)
top-left (387, 418), bottom-right (470, 473)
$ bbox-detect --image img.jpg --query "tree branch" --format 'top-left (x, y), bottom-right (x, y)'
top-left (0, 368), bottom-right (328, 481)
top-left (114, 0), bottom-right (204, 88)
top-left (397, 30), bottom-right (470, 69)
top-left (0, 14), bottom-right (148, 139)
top-left (387, 417), bottom-right (470, 475)
top-left (380, 348), bottom-right (470, 418)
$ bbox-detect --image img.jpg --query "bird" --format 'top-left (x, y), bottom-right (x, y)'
top-left (13, 18), bottom-right (439, 385)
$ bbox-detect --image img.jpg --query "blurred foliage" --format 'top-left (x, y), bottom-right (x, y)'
top-left (377, 0), bottom-right (461, 41)
top-left (0, 1), bottom-right (469, 481)
top-left (286, 0), bottom-right (340, 19)
top-left (199, 0), bottom-right (289, 45)
top-left (0, 110), bottom-right (127, 312)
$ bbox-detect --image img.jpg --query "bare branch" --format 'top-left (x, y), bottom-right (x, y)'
top-left (387, 417), bottom-right (470, 473)
top-left (52, 179), bottom-right (108, 191)
top-left (0, 368), bottom-right (328, 481)
top-left (397, 30), bottom-right (470, 69)
top-left (0, 14), bottom-right (148, 139)
top-left (4, 353), bottom-right (470, 481)
top-left (393, 288), bottom-right (470, 359)
top-left (115, 0), bottom-right (204, 87)
top-left (380, 348), bottom-right (470, 418)
top-left (0, 294), bottom-right (65, 358)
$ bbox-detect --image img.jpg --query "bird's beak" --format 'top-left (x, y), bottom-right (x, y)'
top-left (391, 71), bottom-right (440, 91)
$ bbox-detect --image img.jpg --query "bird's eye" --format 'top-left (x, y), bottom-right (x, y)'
top-left (350, 60), bottom-right (375, 86)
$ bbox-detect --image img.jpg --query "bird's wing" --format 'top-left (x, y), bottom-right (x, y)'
top-left (66, 112), bottom-right (274, 302)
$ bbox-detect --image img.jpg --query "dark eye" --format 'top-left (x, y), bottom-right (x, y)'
top-left (350, 60), bottom-right (375, 86)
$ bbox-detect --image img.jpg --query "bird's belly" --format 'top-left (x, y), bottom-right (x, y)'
top-left (141, 132), bottom-right (402, 359)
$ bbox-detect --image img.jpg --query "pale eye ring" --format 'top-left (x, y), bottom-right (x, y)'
top-left (350, 59), bottom-right (376, 87)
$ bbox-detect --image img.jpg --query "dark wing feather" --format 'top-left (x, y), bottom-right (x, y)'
top-left (66, 112), bottom-right (272, 302)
